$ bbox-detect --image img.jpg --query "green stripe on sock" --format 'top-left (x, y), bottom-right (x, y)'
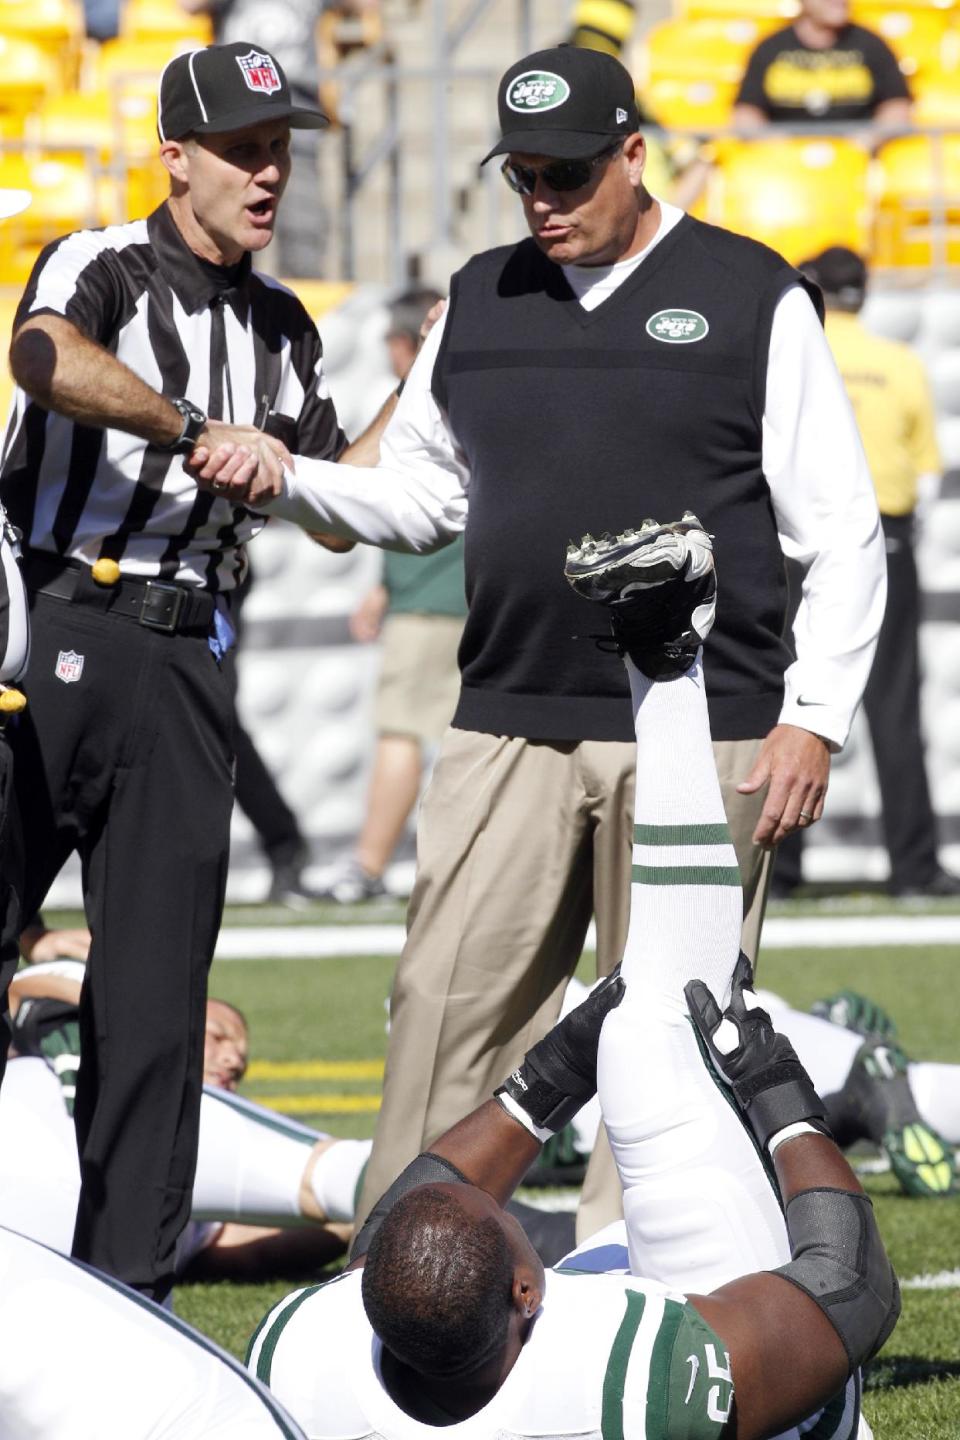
top-left (633, 823), bottom-right (732, 846)
top-left (601, 1290), bottom-right (647, 1440)
top-left (632, 865), bottom-right (742, 886)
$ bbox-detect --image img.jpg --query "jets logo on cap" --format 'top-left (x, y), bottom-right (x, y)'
top-left (236, 50), bottom-right (282, 96)
top-left (506, 71), bottom-right (570, 112)
top-left (646, 309), bottom-right (710, 344)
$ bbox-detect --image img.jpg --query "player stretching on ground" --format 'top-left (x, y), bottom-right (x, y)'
top-left (248, 516), bottom-right (898, 1440)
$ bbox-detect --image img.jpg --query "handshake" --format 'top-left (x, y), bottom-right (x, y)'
top-left (185, 417), bottom-right (290, 510)
top-left (184, 419), bottom-right (354, 554)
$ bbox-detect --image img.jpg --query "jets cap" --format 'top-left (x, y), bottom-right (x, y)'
top-left (483, 45), bottom-right (640, 163)
top-left (158, 42), bottom-right (328, 142)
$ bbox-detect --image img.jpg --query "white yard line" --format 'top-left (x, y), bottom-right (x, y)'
top-left (214, 925), bottom-right (407, 959)
top-left (213, 913), bottom-right (960, 960)
top-left (901, 1270), bottom-right (960, 1290)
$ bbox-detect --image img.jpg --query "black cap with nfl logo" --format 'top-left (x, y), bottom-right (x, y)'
top-left (483, 45), bottom-right (640, 163)
top-left (158, 42), bottom-right (328, 141)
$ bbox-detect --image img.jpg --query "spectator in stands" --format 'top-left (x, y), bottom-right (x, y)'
top-left (321, 287), bottom-right (466, 904)
top-left (775, 246), bottom-right (959, 900)
top-left (733, 0), bottom-right (912, 130)
top-left (568, 0), bottom-right (638, 60)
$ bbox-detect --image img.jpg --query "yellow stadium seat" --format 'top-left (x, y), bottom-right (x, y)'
top-left (678, 0), bottom-right (799, 22)
top-left (0, 36), bottom-right (62, 131)
top-left (93, 35), bottom-right (202, 104)
top-left (852, 4), bottom-right (957, 79)
top-left (914, 64), bottom-right (960, 122)
top-left (0, 0), bottom-right (83, 86)
top-left (642, 17), bottom-right (780, 84)
top-left (701, 137), bottom-right (871, 262)
top-left (0, 152), bottom-right (109, 286)
top-left (27, 90), bottom-right (168, 221)
top-left (119, 0), bottom-right (212, 44)
top-left (873, 133), bottom-right (960, 268)
top-left (645, 76), bottom-right (740, 130)
top-left (639, 17), bottom-right (784, 128)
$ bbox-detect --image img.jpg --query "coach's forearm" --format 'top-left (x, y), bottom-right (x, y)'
top-left (258, 455), bottom-right (465, 554)
top-left (11, 315), bottom-right (184, 446)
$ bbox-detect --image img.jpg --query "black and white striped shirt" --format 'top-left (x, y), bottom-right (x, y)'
top-left (0, 203), bottom-right (345, 593)
top-left (0, 506), bottom-right (29, 682)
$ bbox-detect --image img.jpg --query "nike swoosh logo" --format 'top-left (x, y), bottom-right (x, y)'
top-left (684, 1354), bottom-right (699, 1405)
top-left (796, 697), bottom-right (825, 706)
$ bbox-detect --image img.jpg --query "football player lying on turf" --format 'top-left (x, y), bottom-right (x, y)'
top-left (0, 1223), bottom-right (310, 1438)
top-left (552, 975), bottom-right (958, 1199)
top-left (1, 970), bottom-right (367, 1273)
top-left (248, 516), bottom-right (898, 1440)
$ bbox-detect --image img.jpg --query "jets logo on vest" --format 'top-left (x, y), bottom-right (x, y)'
top-left (646, 310), bottom-right (710, 344)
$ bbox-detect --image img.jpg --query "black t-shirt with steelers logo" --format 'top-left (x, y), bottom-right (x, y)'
top-left (736, 23), bottom-right (910, 121)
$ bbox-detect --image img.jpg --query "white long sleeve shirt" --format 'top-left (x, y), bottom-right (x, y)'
top-left (262, 205), bottom-right (885, 750)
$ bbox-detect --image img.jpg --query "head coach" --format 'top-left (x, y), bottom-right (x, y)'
top-left (191, 45), bottom-right (888, 1241)
top-left (0, 43), bottom-right (385, 1302)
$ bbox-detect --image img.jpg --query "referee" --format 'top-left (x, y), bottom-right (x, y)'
top-left (0, 500), bottom-right (29, 1095)
top-left (0, 43), bottom-right (370, 1301)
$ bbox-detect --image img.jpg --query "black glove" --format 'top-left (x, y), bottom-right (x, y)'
top-left (685, 953), bottom-right (828, 1152)
top-left (495, 966), bottom-right (625, 1135)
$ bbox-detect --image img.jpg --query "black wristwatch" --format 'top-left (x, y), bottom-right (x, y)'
top-left (161, 397), bottom-right (207, 455)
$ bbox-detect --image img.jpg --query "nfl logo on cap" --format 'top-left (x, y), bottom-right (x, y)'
top-left (236, 50), bottom-right (282, 96)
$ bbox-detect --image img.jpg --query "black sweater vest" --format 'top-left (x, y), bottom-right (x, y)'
top-left (432, 214), bottom-right (822, 743)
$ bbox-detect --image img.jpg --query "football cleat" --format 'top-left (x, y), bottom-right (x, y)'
top-left (884, 1122), bottom-right (956, 1199)
top-left (811, 990), bottom-right (898, 1043)
top-left (564, 512), bottom-right (716, 680)
top-left (831, 1037), bottom-right (957, 1198)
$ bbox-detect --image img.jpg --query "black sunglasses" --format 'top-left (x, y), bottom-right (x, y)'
top-left (500, 142), bottom-right (623, 196)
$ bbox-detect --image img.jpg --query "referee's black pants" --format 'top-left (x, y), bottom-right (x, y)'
top-left (0, 732), bottom-right (23, 1089)
top-left (12, 589), bottom-right (234, 1300)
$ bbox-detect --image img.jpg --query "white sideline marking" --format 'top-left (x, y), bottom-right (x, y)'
top-left (214, 925), bottom-right (406, 959)
top-left (213, 914), bottom-right (960, 960)
top-left (901, 1270), bottom-right (960, 1290)
top-left (762, 915), bottom-right (960, 949)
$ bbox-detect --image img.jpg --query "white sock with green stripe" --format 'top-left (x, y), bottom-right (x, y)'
top-left (621, 651), bottom-right (742, 1008)
top-left (598, 652), bottom-right (792, 1292)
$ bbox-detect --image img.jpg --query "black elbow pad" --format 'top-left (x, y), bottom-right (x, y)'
top-left (775, 1187), bottom-right (901, 1371)
top-left (350, 1152), bottom-right (470, 1261)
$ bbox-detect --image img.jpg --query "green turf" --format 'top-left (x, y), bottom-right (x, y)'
top-left (39, 916), bottom-right (960, 1434)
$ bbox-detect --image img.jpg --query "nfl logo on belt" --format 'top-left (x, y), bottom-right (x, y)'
top-left (236, 50), bottom-right (282, 96)
top-left (55, 649), bottom-right (84, 684)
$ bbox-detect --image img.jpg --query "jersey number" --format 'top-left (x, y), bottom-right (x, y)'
top-left (704, 1343), bottom-right (733, 1424)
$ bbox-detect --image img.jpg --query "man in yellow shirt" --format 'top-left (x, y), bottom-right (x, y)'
top-left (777, 246), bottom-right (958, 897)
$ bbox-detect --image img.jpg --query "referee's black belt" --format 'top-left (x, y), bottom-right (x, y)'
top-left (24, 553), bottom-right (216, 637)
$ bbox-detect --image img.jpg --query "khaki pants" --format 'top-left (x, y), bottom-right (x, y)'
top-left (356, 728), bottom-right (773, 1230)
